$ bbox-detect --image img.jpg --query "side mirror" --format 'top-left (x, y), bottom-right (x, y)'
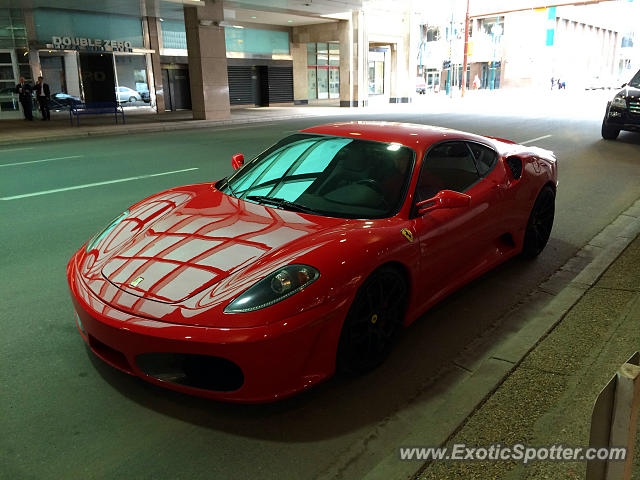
top-left (416, 190), bottom-right (471, 215)
top-left (231, 153), bottom-right (244, 170)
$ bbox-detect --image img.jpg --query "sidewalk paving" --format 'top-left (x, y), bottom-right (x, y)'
top-left (0, 88), bottom-right (615, 148)
top-left (417, 233), bottom-right (640, 480)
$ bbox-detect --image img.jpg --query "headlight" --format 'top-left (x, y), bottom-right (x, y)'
top-left (224, 264), bottom-right (320, 313)
top-left (85, 210), bottom-right (129, 253)
top-left (611, 96), bottom-right (627, 108)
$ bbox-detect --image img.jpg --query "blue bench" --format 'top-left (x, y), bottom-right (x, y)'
top-left (69, 101), bottom-right (125, 126)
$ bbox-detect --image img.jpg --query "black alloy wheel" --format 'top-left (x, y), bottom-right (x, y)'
top-left (337, 266), bottom-right (408, 374)
top-left (601, 119), bottom-right (620, 140)
top-left (522, 185), bottom-right (555, 258)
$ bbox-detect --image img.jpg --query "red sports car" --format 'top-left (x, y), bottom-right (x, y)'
top-left (67, 122), bottom-right (557, 402)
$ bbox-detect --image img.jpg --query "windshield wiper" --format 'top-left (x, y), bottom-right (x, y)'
top-left (246, 195), bottom-right (318, 214)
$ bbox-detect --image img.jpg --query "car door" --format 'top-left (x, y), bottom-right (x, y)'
top-left (411, 141), bottom-right (503, 310)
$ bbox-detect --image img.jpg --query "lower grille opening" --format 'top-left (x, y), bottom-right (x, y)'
top-left (136, 353), bottom-right (244, 392)
top-left (88, 335), bottom-right (133, 374)
top-left (498, 233), bottom-right (516, 249)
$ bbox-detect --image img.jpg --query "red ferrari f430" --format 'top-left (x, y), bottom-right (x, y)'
top-left (67, 122), bottom-right (557, 402)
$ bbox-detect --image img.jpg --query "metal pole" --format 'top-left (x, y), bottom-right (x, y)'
top-left (461, 0), bottom-right (470, 97)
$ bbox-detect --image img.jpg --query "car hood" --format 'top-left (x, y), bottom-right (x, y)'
top-left (85, 184), bottom-right (344, 306)
top-left (617, 85), bottom-right (640, 99)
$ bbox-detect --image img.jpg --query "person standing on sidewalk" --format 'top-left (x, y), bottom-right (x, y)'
top-left (35, 76), bottom-right (51, 121)
top-left (15, 77), bottom-right (33, 121)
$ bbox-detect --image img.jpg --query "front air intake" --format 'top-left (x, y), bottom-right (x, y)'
top-left (136, 353), bottom-right (244, 392)
top-left (505, 156), bottom-right (523, 180)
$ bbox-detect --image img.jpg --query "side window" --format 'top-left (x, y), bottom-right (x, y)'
top-left (416, 142), bottom-right (480, 200)
top-left (467, 142), bottom-right (497, 176)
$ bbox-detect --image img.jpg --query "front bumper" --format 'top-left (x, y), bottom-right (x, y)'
top-left (604, 105), bottom-right (640, 132)
top-left (67, 252), bottom-right (349, 403)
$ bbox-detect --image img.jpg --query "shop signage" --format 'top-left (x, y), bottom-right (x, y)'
top-left (47, 36), bottom-right (134, 53)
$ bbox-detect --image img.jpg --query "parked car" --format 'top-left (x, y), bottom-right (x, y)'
top-left (68, 122), bottom-right (557, 402)
top-left (140, 90), bottom-right (150, 103)
top-left (416, 77), bottom-right (426, 94)
top-left (50, 92), bottom-right (82, 110)
top-left (601, 68), bottom-right (640, 140)
top-left (115, 86), bottom-right (142, 103)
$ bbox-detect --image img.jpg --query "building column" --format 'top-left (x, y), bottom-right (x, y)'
top-left (292, 42), bottom-right (308, 104)
top-left (389, 11), bottom-right (412, 103)
top-left (63, 52), bottom-right (81, 97)
top-left (184, 0), bottom-right (230, 120)
top-left (146, 17), bottom-right (166, 113)
top-left (23, 9), bottom-right (41, 80)
top-left (340, 11), bottom-right (367, 107)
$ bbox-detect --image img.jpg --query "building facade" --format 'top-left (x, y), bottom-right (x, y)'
top-left (416, 1), bottom-right (640, 93)
top-left (0, 0), bottom-right (422, 121)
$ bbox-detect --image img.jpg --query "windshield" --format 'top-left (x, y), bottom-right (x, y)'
top-left (218, 134), bottom-right (415, 219)
top-left (629, 69), bottom-right (640, 88)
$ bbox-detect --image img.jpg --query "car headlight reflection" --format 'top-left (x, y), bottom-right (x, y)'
top-left (85, 210), bottom-right (129, 253)
top-left (611, 96), bottom-right (627, 109)
top-left (225, 264), bottom-right (320, 313)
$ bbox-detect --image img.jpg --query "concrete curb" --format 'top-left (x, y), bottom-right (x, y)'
top-left (321, 199), bottom-right (640, 480)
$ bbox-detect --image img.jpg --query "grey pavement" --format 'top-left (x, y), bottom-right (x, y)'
top-left (416, 231), bottom-right (640, 480)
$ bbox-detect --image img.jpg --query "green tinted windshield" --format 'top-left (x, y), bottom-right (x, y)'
top-left (219, 134), bottom-right (415, 219)
top-left (629, 69), bottom-right (640, 88)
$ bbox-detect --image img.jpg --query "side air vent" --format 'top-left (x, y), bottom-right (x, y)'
top-left (505, 156), bottom-right (523, 180)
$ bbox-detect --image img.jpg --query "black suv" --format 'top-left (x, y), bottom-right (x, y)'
top-left (601, 69), bottom-right (640, 140)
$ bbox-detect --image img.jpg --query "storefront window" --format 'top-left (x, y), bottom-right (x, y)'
top-left (307, 42), bottom-right (339, 100)
top-left (224, 27), bottom-right (289, 55)
top-left (33, 10), bottom-right (143, 48)
top-left (307, 66), bottom-right (317, 100)
top-left (317, 67), bottom-right (328, 99)
top-left (0, 9), bottom-right (29, 118)
top-left (368, 50), bottom-right (386, 95)
top-left (316, 43), bottom-right (328, 66)
top-left (329, 44), bottom-right (339, 66)
top-left (161, 21), bottom-right (187, 51)
top-left (0, 49), bottom-right (18, 115)
top-left (329, 67), bottom-right (339, 97)
top-left (115, 54), bottom-right (149, 106)
top-left (0, 9), bottom-right (27, 48)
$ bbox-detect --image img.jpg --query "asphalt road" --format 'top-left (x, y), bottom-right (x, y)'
top-left (1, 92), bottom-right (639, 479)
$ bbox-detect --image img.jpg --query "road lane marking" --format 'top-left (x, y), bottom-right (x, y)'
top-left (0, 155), bottom-right (83, 168)
top-left (1, 167), bottom-right (199, 201)
top-left (521, 134), bottom-right (552, 145)
top-left (0, 147), bottom-right (35, 153)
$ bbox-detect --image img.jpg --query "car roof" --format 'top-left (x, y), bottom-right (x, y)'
top-left (299, 121), bottom-right (499, 151)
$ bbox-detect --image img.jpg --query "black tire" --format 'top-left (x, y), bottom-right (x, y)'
top-left (522, 186), bottom-right (555, 258)
top-left (336, 266), bottom-right (407, 374)
top-left (601, 119), bottom-right (620, 140)
top-left (128, 96), bottom-right (136, 103)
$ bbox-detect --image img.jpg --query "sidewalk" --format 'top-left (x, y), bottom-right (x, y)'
top-left (0, 88), bottom-right (614, 148)
top-left (0, 105), bottom-right (347, 147)
top-left (417, 232), bottom-right (640, 479)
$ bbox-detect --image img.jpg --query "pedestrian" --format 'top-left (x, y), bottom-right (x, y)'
top-left (473, 74), bottom-right (481, 90)
top-left (550, 77), bottom-right (555, 90)
top-left (35, 76), bottom-right (51, 121)
top-left (15, 76), bottom-right (33, 121)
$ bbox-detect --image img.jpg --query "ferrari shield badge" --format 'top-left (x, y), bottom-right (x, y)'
top-left (401, 228), bottom-right (414, 243)
top-left (130, 276), bottom-right (144, 287)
